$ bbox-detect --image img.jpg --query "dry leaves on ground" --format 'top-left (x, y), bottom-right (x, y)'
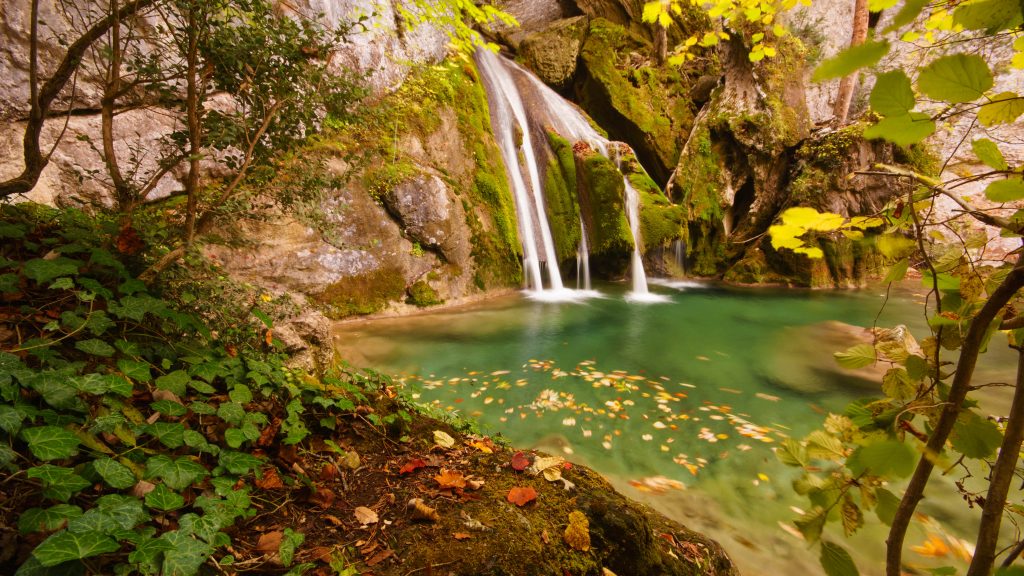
top-left (507, 486), bottom-right (538, 506)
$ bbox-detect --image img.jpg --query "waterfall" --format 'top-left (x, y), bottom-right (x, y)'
top-left (672, 238), bottom-right (687, 275)
top-left (577, 215), bottom-right (592, 291)
top-left (476, 48), bottom-right (664, 302)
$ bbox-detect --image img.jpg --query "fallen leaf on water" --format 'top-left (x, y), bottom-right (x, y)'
top-left (564, 511), bottom-right (591, 551)
top-left (354, 506), bottom-right (379, 526)
top-left (507, 486), bottom-right (538, 506)
top-left (510, 451), bottom-right (531, 471)
top-left (408, 498), bottom-right (440, 522)
top-left (434, 430), bottom-right (456, 448)
top-left (435, 469), bottom-right (467, 490)
top-left (398, 459), bottom-right (427, 475)
top-left (453, 532), bottom-right (472, 540)
top-left (257, 531), bottom-right (283, 553)
top-left (255, 467), bottom-right (285, 489)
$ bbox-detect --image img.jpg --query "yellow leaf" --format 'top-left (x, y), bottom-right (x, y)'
top-left (773, 24), bottom-right (786, 37)
top-left (658, 11), bottom-right (672, 27)
top-left (564, 511), bottom-right (591, 551)
top-left (794, 246), bottom-right (825, 259)
top-left (763, 46), bottom-right (777, 58)
top-left (433, 430), bottom-right (456, 448)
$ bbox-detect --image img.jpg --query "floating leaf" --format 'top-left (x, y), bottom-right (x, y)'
top-left (507, 486), bottom-right (538, 506)
top-left (917, 54), bottom-right (993, 104)
top-left (564, 511), bottom-right (591, 551)
top-left (354, 506), bottom-right (379, 525)
top-left (812, 41), bottom-right (889, 81)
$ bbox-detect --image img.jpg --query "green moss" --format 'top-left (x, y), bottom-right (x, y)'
top-left (894, 142), bottom-right (940, 177)
top-left (363, 159), bottom-right (419, 201)
top-left (544, 132), bottom-right (583, 262)
top-left (795, 124), bottom-right (861, 170)
top-left (578, 150), bottom-right (634, 255)
top-left (676, 127), bottom-right (723, 222)
top-left (316, 266), bottom-right (406, 318)
top-left (406, 280), bottom-right (443, 307)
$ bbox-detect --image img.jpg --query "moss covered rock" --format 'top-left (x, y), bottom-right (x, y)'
top-left (406, 280), bottom-right (444, 307)
top-left (544, 132), bottom-right (584, 262)
top-left (519, 17), bottom-right (588, 90)
top-left (575, 144), bottom-right (634, 257)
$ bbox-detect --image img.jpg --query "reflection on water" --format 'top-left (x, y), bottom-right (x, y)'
top-left (334, 281), bottom-right (1016, 576)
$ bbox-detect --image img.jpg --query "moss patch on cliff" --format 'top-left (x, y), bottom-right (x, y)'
top-left (675, 126), bottom-right (724, 222)
top-left (577, 149), bottom-right (634, 256)
top-left (576, 18), bottom-right (706, 185)
top-left (545, 132), bottom-right (584, 262)
top-left (406, 279), bottom-right (444, 307)
top-left (316, 266), bottom-right (406, 318)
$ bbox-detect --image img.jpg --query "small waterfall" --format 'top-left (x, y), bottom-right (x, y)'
top-left (577, 215), bottom-right (592, 291)
top-left (476, 48), bottom-right (665, 302)
top-left (672, 238), bottom-right (687, 275)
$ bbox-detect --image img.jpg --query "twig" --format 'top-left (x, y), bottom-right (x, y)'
top-left (404, 561), bottom-right (457, 576)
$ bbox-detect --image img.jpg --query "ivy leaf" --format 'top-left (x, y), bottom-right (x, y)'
top-left (74, 338), bottom-right (115, 357)
top-left (917, 54), bottom-right (993, 104)
top-left (985, 178), bottom-right (1024, 203)
top-left (978, 92), bottom-right (1024, 126)
top-left (13, 556), bottom-right (86, 576)
top-left (22, 426), bottom-right (81, 461)
top-left (128, 536), bottom-right (175, 569)
top-left (279, 528), bottom-right (305, 566)
top-left (848, 439), bottom-right (917, 478)
top-left (951, 411), bottom-right (1002, 459)
top-left (0, 404), bottom-right (24, 434)
top-left (971, 138), bottom-right (1008, 170)
top-left (155, 370), bottom-right (190, 397)
top-left (32, 531), bottom-right (120, 566)
top-left (117, 359), bottom-right (152, 382)
top-left (820, 540), bottom-right (860, 576)
top-left (863, 112), bottom-right (936, 146)
top-left (218, 450), bottom-right (263, 475)
top-left (145, 455), bottom-right (209, 490)
top-left (953, 0), bottom-right (1023, 33)
top-left (834, 344), bottom-right (876, 369)
top-left (108, 294), bottom-right (166, 321)
top-left (812, 41), bottom-right (890, 81)
top-left (159, 530), bottom-right (212, 576)
top-left (145, 422), bottom-right (185, 449)
top-left (217, 402), bottom-right (245, 426)
top-left (19, 505), bottom-right (84, 534)
top-left (151, 400), bottom-right (187, 417)
top-left (23, 258), bottom-right (82, 284)
top-left (26, 465), bottom-right (90, 502)
top-left (92, 458), bottom-right (137, 489)
top-left (66, 495), bottom-right (146, 534)
top-left (870, 71), bottom-right (915, 116)
top-left (145, 484), bottom-right (186, 511)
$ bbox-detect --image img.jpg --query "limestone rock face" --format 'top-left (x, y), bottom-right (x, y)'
top-left (518, 17), bottom-right (587, 90)
top-left (385, 173), bottom-right (471, 265)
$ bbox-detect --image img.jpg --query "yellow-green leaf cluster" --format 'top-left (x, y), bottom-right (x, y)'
top-left (768, 207), bottom-right (882, 259)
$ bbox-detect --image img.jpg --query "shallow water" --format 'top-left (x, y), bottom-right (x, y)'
top-left (334, 281), bottom-right (1016, 575)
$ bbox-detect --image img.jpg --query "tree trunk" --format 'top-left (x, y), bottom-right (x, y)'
top-left (654, 26), bottom-right (668, 66)
top-left (966, 346), bottom-right (1024, 575)
top-left (833, 0), bottom-right (869, 125)
top-left (886, 259), bottom-right (1024, 576)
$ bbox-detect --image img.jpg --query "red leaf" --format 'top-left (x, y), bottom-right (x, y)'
top-left (453, 532), bottom-right (472, 540)
top-left (255, 467), bottom-right (284, 489)
top-left (510, 451), bottom-right (531, 471)
top-left (257, 531), bottom-right (283, 553)
top-left (398, 458), bottom-right (427, 475)
top-left (507, 486), bottom-right (538, 506)
top-left (320, 463), bottom-right (339, 481)
top-left (309, 487), bottom-right (336, 509)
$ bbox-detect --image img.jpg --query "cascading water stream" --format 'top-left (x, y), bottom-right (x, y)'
top-left (476, 48), bottom-right (665, 302)
top-left (577, 215), bottom-right (591, 291)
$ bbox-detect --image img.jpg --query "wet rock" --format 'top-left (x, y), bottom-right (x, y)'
top-left (518, 17), bottom-right (587, 90)
top-left (385, 173), bottom-right (470, 265)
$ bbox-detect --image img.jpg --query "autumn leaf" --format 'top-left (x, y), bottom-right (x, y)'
top-left (308, 487), bottom-right (335, 509)
top-left (529, 455), bottom-right (564, 475)
top-left (433, 430), bottom-right (456, 448)
top-left (365, 549), bottom-right (394, 566)
top-left (257, 531), bottom-right (283, 553)
top-left (398, 458), bottom-right (427, 475)
top-left (511, 451), bottom-right (531, 471)
top-left (453, 532), bottom-right (472, 540)
top-left (911, 534), bottom-right (950, 558)
top-left (564, 511), bottom-right (591, 551)
top-left (468, 440), bottom-right (493, 453)
top-left (507, 486), bottom-right (538, 506)
top-left (434, 469), bottom-right (467, 490)
top-left (323, 514), bottom-right (343, 526)
top-left (255, 467), bottom-right (285, 489)
top-left (408, 498), bottom-right (440, 522)
top-left (319, 463), bottom-right (339, 481)
top-left (354, 506), bottom-right (379, 525)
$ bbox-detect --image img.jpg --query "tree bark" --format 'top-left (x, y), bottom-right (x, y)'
top-left (833, 0), bottom-right (869, 125)
top-left (966, 346), bottom-right (1024, 575)
top-left (886, 258), bottom-right (1024, 576)
top-left (0, 0), bottom-right (155, 199)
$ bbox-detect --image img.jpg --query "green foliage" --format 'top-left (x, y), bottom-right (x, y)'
top-left (0, 205), bottom-right (397, 574)
top-left (406, 280), bottom-right (444, 308)
top-left (812, 41), bottom-right (889, 81)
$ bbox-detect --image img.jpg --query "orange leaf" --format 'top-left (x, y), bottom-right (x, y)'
top-left (434, 469), bottom-right (467, 490)
top-left (911, 534), bottom-right (951, 558)
top-left (309, 487), bottom-right (336, 509)
top-left (398, 458), bottom-right (427, 475)
top-left (265, 329), bottom-right (274, 346)
top-left (511, 451), bottom-right (531, 471)
top-left (320, 463), bottom-right (339, 481)
top-left (468, 440), bottom-right (493, 454)
top-left (257, 531), bottom-right (283, 553)
top-left (453, 532), bottom-right (472, 540)
top-left (507, 486), bottom-right (538, 506)
top-left (255, 467), bottom-right (285, 489)
top-left (323, 514), bottom-right (343, 527)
